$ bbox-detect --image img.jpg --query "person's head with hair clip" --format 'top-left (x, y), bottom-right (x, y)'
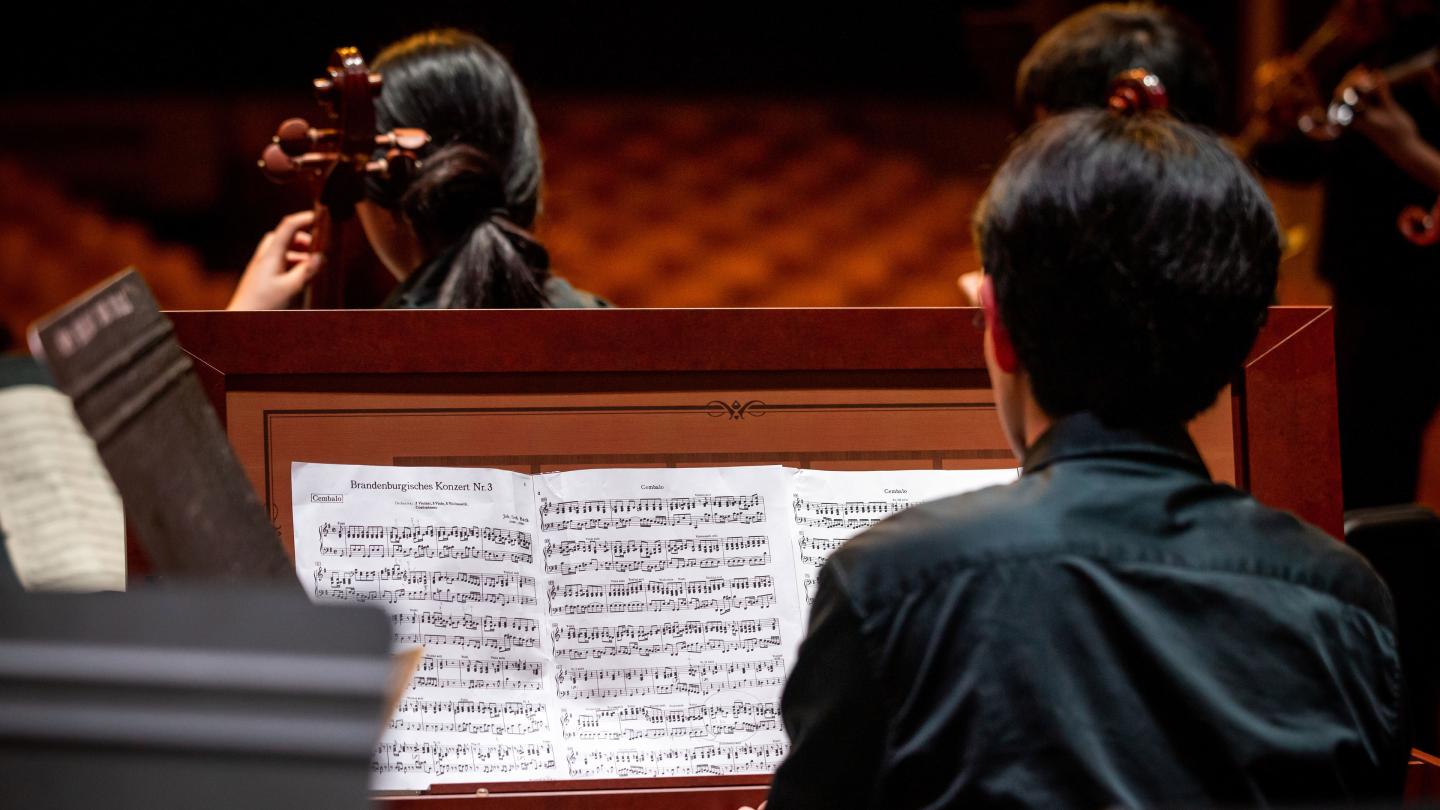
top-left (974, 68), bottom-right (1278, 456)
top-left (1015, 3), bottom-right (1221, 127)
top-left (356, 28), bottom-right (551, 309)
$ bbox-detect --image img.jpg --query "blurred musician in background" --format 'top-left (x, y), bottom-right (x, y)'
top-left (1244, 0), bottom-right (1440, 509)
top-left (228, 29), bottom-right (607, 311)
top-left (756, 98), bottom-right (1404, 810)
top-left (1012, 2), bottom-right (1221, 127)
top-left (957, 2), bottom-right (1222, 305)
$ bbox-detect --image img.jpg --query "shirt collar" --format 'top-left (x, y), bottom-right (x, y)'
top-left (1021, 411), bottom-right (1210, 478)
top-left (381, 243), bottom-right (464, 309)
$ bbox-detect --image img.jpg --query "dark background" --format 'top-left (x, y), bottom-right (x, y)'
top-left (4, 3), bottom-right (1259, 99)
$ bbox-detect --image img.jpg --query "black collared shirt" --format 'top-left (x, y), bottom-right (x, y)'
top-left (381, 244), bottom-right (610, 309)
top-left (768, 413), bottom-right (1406, 809)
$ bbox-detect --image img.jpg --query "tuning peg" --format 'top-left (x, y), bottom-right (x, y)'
top-left (365, 149), bottom-right (422, 185)
top-left (377, 128), bottom-right (430, 151)
top-left (387, 149), bottom-right (422, 185)
top-left (259, 143), bottom-right (300, 183)
top-left (274, 118), bottom-right (314, 156)
top-left (368, 73), bottom-right (384, 95)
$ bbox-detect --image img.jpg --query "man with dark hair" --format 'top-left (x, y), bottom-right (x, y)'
top-left (960, 2), bottom-right (1224, 306)
top-left (757, 109), bottom-right (1406, 809)
top-left (1015, 2), bottom-right (1221, 127)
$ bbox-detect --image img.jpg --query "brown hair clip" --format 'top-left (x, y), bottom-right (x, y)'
top-left (1107, 68), bottom-right (1169, 115)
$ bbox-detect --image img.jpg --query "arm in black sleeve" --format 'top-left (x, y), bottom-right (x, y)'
top-left (765, 563), bottom-right (888, 810)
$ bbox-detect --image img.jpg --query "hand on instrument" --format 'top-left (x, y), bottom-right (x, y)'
top-left (1340, 66), bottom-right (1421, 153)
top-left (227, 211), bottom-right (325, 310)
top-left (1249, 56), bottom-right (1325, 143)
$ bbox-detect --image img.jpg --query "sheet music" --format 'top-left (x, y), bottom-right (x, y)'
top-left (0, 384), bottom-right (124, 592)
top-left (292, 462), bottom-right (566, 789)
top-left (292, 461), bottom-right (1017, 788)
top-left (535, 465), bottom-right (804, 778)
top-left (789, 467), bottom-right (1019, 601)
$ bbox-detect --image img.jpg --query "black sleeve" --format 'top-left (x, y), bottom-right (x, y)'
top-left (765, 563), bottom-right (888, 810)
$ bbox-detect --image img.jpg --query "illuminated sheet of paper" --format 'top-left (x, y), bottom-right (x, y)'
top-left (292, 461), bottom-right (1017, 789)
top-left (0, 385), bottom-right (124, 592)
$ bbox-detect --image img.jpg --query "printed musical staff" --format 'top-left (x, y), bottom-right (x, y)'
top-left (560, 702), bottom-right (781, 741)
top-left (546, 575), bottom-right (776, 615)
top-left (312, 564), bottom-right (537, 606)
top-left (389, 611), bottom-right (541, 650)
top-left (410, 658), bottom-right (544, 691)
top-left (317, 522), bottom-right (532, 564)
top-left (555, 657), bottom-right (786, 700)
top-left (544, 535), bottom-right (771, 574)
top-left (292, 461), bottom-right (1017, 788)
top-left (539, 494), bottom-right (765, 532)
top-left (552, 633), bottom-right (782, 661)
top-left (550, 617), bottom-right (780, 647)
top-left (375, 741), bottom-right (557, 776)
top-left (791, 495), bottom-right (914, 530)
top-left (788, 468), bottom-right (1018, 603)
top-left (565, 741), bottom-right (790, 778)
top-left (391, 699), bottom-right (549, 735)
top-left (796, 532), bottom-right (847, 566)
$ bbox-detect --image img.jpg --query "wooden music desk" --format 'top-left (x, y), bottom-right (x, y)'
top-left (170, 305), bottom-right (1341, 807)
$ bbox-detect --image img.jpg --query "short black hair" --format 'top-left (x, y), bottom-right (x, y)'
top-left (974, 110), bottom-right (1279, 427)
top-left (1017, 3), bottom-right (1221, 127)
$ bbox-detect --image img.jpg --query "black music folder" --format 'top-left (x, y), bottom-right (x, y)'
top-left (26, 270), bottom-right (294, 583)
top-left (0, 584), bottom-right (391, 810)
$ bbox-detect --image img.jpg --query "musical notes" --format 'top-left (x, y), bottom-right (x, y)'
top-left (547, 575), bottom-right (776, 615)
top-left (391, 699), bottom-right (549, 735)
top-left (293, 461), bottom-right (1016, 788)
top-left (293, 463), bottom-right (561, 789)
top-left (560, 702), bottom-right (781, 741)
top-left (539, 494), bottom-right (766, 532)
top-left (375, 741), bottom-right (557, 776)
top-left (551, 617), bottom-right (783, 661)
top-left (544, 535), bottom-right (771, 574)
top-left (391, 610), bottom-right (541, 651)
top-left (529, 465), bottom-right (801, 780)
top-left (317, 522), bottom-right (532, 564)
top-left (788, 468), bottom-right (1019, 601)
top-left (555, 657), bottom-right (787, 700)
top-left (565, 741), bottom-right (791, 778)
top-left (312, 564), bottom-right (537, 606)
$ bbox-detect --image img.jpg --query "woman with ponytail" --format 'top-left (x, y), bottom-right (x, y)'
top-left (228, 29), bottom-right (606, 310)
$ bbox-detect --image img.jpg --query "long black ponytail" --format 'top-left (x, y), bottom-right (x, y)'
top-left (371, 29), bottom-right (551, 308)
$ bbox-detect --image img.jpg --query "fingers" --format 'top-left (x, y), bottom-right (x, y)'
top-left (273, 210), bottom-right (317, 243)
top-left (1369, 72), bottom-right (1397, 107)
top-left (258, 210), bottom-right (317, 262)
top-left (297, 252), bottom-right (325, 284)
top-left (233, 211), bottom-right (323, 310)
top-left (278, 253), bottom-right (325, 292)
top-left (1336, 66), bottom-right (1384, 106)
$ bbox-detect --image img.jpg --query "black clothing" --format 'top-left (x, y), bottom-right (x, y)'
top-left (768, 413), bottom-right (1406, 810)
top-left (1250, 30), bottom-right (1440, 509)
top-left (381, 243), bottom-right (609, 309)
top-left (1317, 88), bottom-right (1440, 510)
